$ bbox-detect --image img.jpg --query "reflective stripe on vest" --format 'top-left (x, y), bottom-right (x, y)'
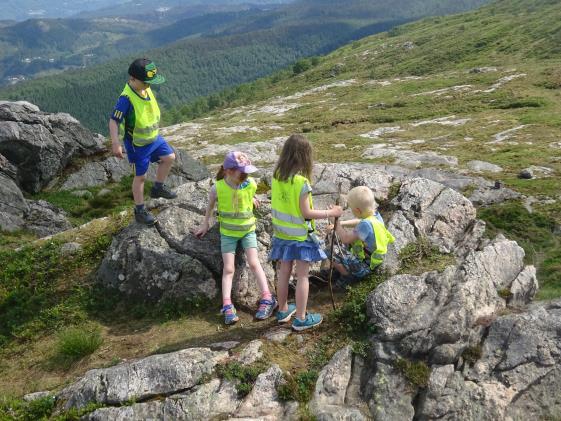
top-left (271, 175), bottom-right (315, 241)
top-left (216, 178), bottom-right (257, 238)
top-left (351, 215), bottom-right (395, 269)
top-left (120, 83), bottom-right (161, 147)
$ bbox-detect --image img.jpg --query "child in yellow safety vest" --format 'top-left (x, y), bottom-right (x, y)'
top-left (194, 151), bottom-right (276, 325)
top-left (330, 186), bottom-right (395, 286)
top-left (270, 134), bottom-right (343, 331)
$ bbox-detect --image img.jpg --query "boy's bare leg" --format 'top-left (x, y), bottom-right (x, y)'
top-left (332, 261), bottom-right (350, 277)
top-left (277, 260), bottom-right (293, 312)
top-left (295, 260), bottom-right (310, 320)
top-left (132, 175), bottom-right (146, 204)
top-left (155, 153), bottom-right (175, 183)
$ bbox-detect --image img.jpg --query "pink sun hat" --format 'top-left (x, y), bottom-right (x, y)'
top-left (223, 151), bottom-right (258, 173)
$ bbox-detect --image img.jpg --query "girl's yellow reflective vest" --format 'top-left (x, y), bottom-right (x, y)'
top-left (216, 178), bottom-right (257, 238)
top-left (271, 174), bottom-right (315, 241)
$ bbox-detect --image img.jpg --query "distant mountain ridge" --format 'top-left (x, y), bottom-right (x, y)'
top-left (0, 0), bottom-right (491, 133)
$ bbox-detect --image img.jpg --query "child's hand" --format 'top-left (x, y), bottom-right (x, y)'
top-left (112, 142), bottom-right (124, 159)
top-left (330, 205), bottom-right (343, 218)
top-left (253, 197), bottom-right (260, 209)
top-left (193, 223), bottom-right (209, 239)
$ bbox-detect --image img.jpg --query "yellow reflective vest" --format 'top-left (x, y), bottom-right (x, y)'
top-left (216, 178), bottom-right (257, 238)
top-left (271, 174), bottom-right (315, 241)
top-left (120, 83), bottom-right (161, 147)
top-left (351, 215), bottom-right (395, 269)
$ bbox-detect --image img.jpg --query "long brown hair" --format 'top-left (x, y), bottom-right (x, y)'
top-left (273, 134), bottom-right (313, 182)
top-left (216, 165), bottom-right (225, 180)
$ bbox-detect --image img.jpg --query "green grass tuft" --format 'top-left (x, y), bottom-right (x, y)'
top-left (333, 273), bottom-right (386, 338)
top-left (55, 326), bottom-right (103, 361)
top-left (394, 357), bottom-right (431, 388)
top-left (277, 370), bottom-right (318, 403)
top-left (399, 237), bottom-right (456, 275)
top-left (216, 360), bottom-right (269, 398)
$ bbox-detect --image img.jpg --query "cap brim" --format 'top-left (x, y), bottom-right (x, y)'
top-left (146, 74), bottom-right (165, 84)
top-left (241, 164), bottom-right (258, 174)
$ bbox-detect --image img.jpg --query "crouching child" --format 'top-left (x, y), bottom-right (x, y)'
top-left (329, 186), bottom-right (395, 286)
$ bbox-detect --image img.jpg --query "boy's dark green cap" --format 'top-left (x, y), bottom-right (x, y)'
top-left (128, 58), bottom-right (165, 84)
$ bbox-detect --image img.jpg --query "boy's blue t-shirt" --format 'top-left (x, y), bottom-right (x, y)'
top-left (354, 211), bottom-right (384, 253)
top-left (110, 88), bottom-right (151, 142)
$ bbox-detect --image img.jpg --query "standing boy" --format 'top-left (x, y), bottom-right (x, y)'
top-left (109, 58), bottom-right (177, 225)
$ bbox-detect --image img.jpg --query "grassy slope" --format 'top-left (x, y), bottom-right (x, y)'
top-left (1, 0), bottom-right (561, 404)
top-left (161, 0), bottom-right (561, 294)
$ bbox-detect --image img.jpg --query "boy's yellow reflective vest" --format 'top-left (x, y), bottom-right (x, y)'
top-left (271, 175), bottom-right (315, 241)
top-left (351, 215), bottom-right (395, 269)
top-left (120, 83), bottom-right (161, 147)
top-left (216, 177), bottom-right (257, 238)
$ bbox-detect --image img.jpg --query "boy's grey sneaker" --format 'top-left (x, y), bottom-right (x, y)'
top-left (292, 313), bottom-right (322, 331)
top-left (150, 184), bottom-right (177, 199)
top-left (134, 207), bottom-right (156, 225)
top-left (255, 296), bottom-right (278, 320)
top-left (276, 303), bottom-right (297, 323)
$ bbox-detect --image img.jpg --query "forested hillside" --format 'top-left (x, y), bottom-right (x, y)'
top-left (0, 0), bottom-right (490, 134)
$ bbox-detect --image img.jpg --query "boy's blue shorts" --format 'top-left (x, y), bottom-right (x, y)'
top-left (124, 135), bottom-right (174, 176)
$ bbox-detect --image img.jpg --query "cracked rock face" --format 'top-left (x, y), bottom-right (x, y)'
top-left (57, 347), bottom-right (228, 410)
top-left (416, 300), bottom-right (561, 420)
top-left (61, 149), bottom-right (209, 190)
top-left (0, 101), bottom-right (104, 194)
top-left (368, 236), bottom-right (537, 363)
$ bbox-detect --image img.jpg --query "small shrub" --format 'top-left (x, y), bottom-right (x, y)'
top-left (399, 237), bottom-right (455, 275)
top-left (498, 288), bottom-right (513, 299)
top-left (333, 273), bottom-right (386, 338)
top-left (55, 326), bottom-right (103, 361)
top-left (0, 395), bottom-right (55, 420)
top-left (462, 345), bottom-right (483, 365)
top-left (293, 59), bottom-right (311, 74)
top-left (216, 360), bottom-right (268, 397)
top-left (394, 358), bottom-right (430, 388)
top-left (351, 340), bottom-right (369, 358)
top-left (277, 370), bottom-right (318, 402)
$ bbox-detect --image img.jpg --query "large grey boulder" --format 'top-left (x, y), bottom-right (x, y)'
top-left (381, 177), bottom-right (481, 274)
top-left (416, 299), bottom-right (561, 420)
top-left (57, 347), bottom-right (228, 410)
top-left (367, 236), bottom-right (537, 363)
top-left (310, 346), bottom-right (368, 420)
top-left (61, 148), bottom-right (209, 190)
top-left (0, 101), bottom-right (104, 193)
top-left (0, 153), bottom-right (28, 231)
top-left (24, 200), bottom-right (72, 237)
top-left (366, 362), bottom-right (415, 421)
top-left (83, 378), bottom-right (240, 420)
top-left (97, 223), bottom-right (217, 303)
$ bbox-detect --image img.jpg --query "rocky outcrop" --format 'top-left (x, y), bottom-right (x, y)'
top-left (97, 178), bottom-right (275, 309)
top-left (61, 149), bottom-right (209, 190)
top-left (0, 152), bottom-right (28, 231)
top-left (0, 101), bottom-right (104, 194)
top-left (416, 299), bottom-right (561, 420)
top-left (57, 347), bottom-right (228, 410)
top-left (24, 200), bottom-right (73, 237)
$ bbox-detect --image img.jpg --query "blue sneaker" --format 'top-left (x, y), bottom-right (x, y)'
top-left (276, 303), bottom-right (297, 323)
top-left (255, 296), bottom-right (278, 320)
top-left (292, 313), bottom-right (322, 331)
top-left (221, 304), bottom-right (239, 325)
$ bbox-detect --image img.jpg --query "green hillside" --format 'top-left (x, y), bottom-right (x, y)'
top-left (159, 0), bottom-right (561, 297)
top-left (0, 0), bottom-right (490, 133)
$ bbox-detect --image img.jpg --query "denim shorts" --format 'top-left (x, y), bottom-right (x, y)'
top-left (220, 231), bottom-right (258, 254)
top-left (335, 254), bottom-right (371, 281)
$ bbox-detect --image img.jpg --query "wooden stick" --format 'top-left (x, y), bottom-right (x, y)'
top-left (327, 183), bottom-right (342, 310)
